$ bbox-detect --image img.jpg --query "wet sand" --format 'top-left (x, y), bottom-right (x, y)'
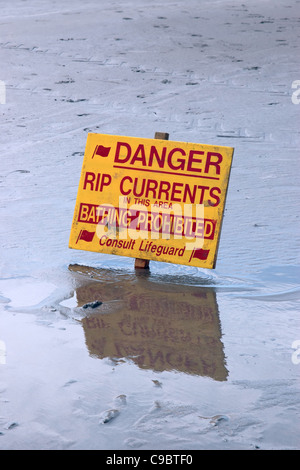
top-left (0, 0), bottom-right (300, 450)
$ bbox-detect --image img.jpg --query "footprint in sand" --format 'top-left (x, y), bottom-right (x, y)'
top-left (99, 394), bottom-right (127, 424)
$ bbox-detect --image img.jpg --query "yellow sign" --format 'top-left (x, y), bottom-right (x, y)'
top-left (69, 134), bottom-right (234, 268)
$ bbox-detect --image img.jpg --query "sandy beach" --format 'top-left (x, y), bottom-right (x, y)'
top-left (0, 0), bottom-right (299, 450)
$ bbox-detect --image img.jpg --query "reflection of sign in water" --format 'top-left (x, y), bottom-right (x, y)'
top-left (69, 134), bottom-right (234, 268)
top-left (69, 265), bottom-right (228, 381)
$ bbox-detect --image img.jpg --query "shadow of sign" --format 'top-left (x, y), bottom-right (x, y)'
top-left (68, 264), bottom-right (228, 381)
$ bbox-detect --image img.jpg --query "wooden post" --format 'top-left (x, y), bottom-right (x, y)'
top-left (134, 132), bottom-right (169, 269)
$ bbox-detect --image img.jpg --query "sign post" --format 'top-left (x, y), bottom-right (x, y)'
top-left (69, 132), bottom-right (234, 269)
top-left (134, 132), bottom-right (169, 269)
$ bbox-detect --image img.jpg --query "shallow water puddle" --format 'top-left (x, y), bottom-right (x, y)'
top-left (0, 277), bottom-right (57, 308)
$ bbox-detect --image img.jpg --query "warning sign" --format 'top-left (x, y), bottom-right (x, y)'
top-left (69, 134), bottom-right (234, 268)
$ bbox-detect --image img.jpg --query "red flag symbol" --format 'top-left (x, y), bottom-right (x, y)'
top-left (189, 248), bottom-right (210, 263)
top-left (92, 145), bottom-right (111, 158)
top-left (76, 229), bottom-right (95, 244)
